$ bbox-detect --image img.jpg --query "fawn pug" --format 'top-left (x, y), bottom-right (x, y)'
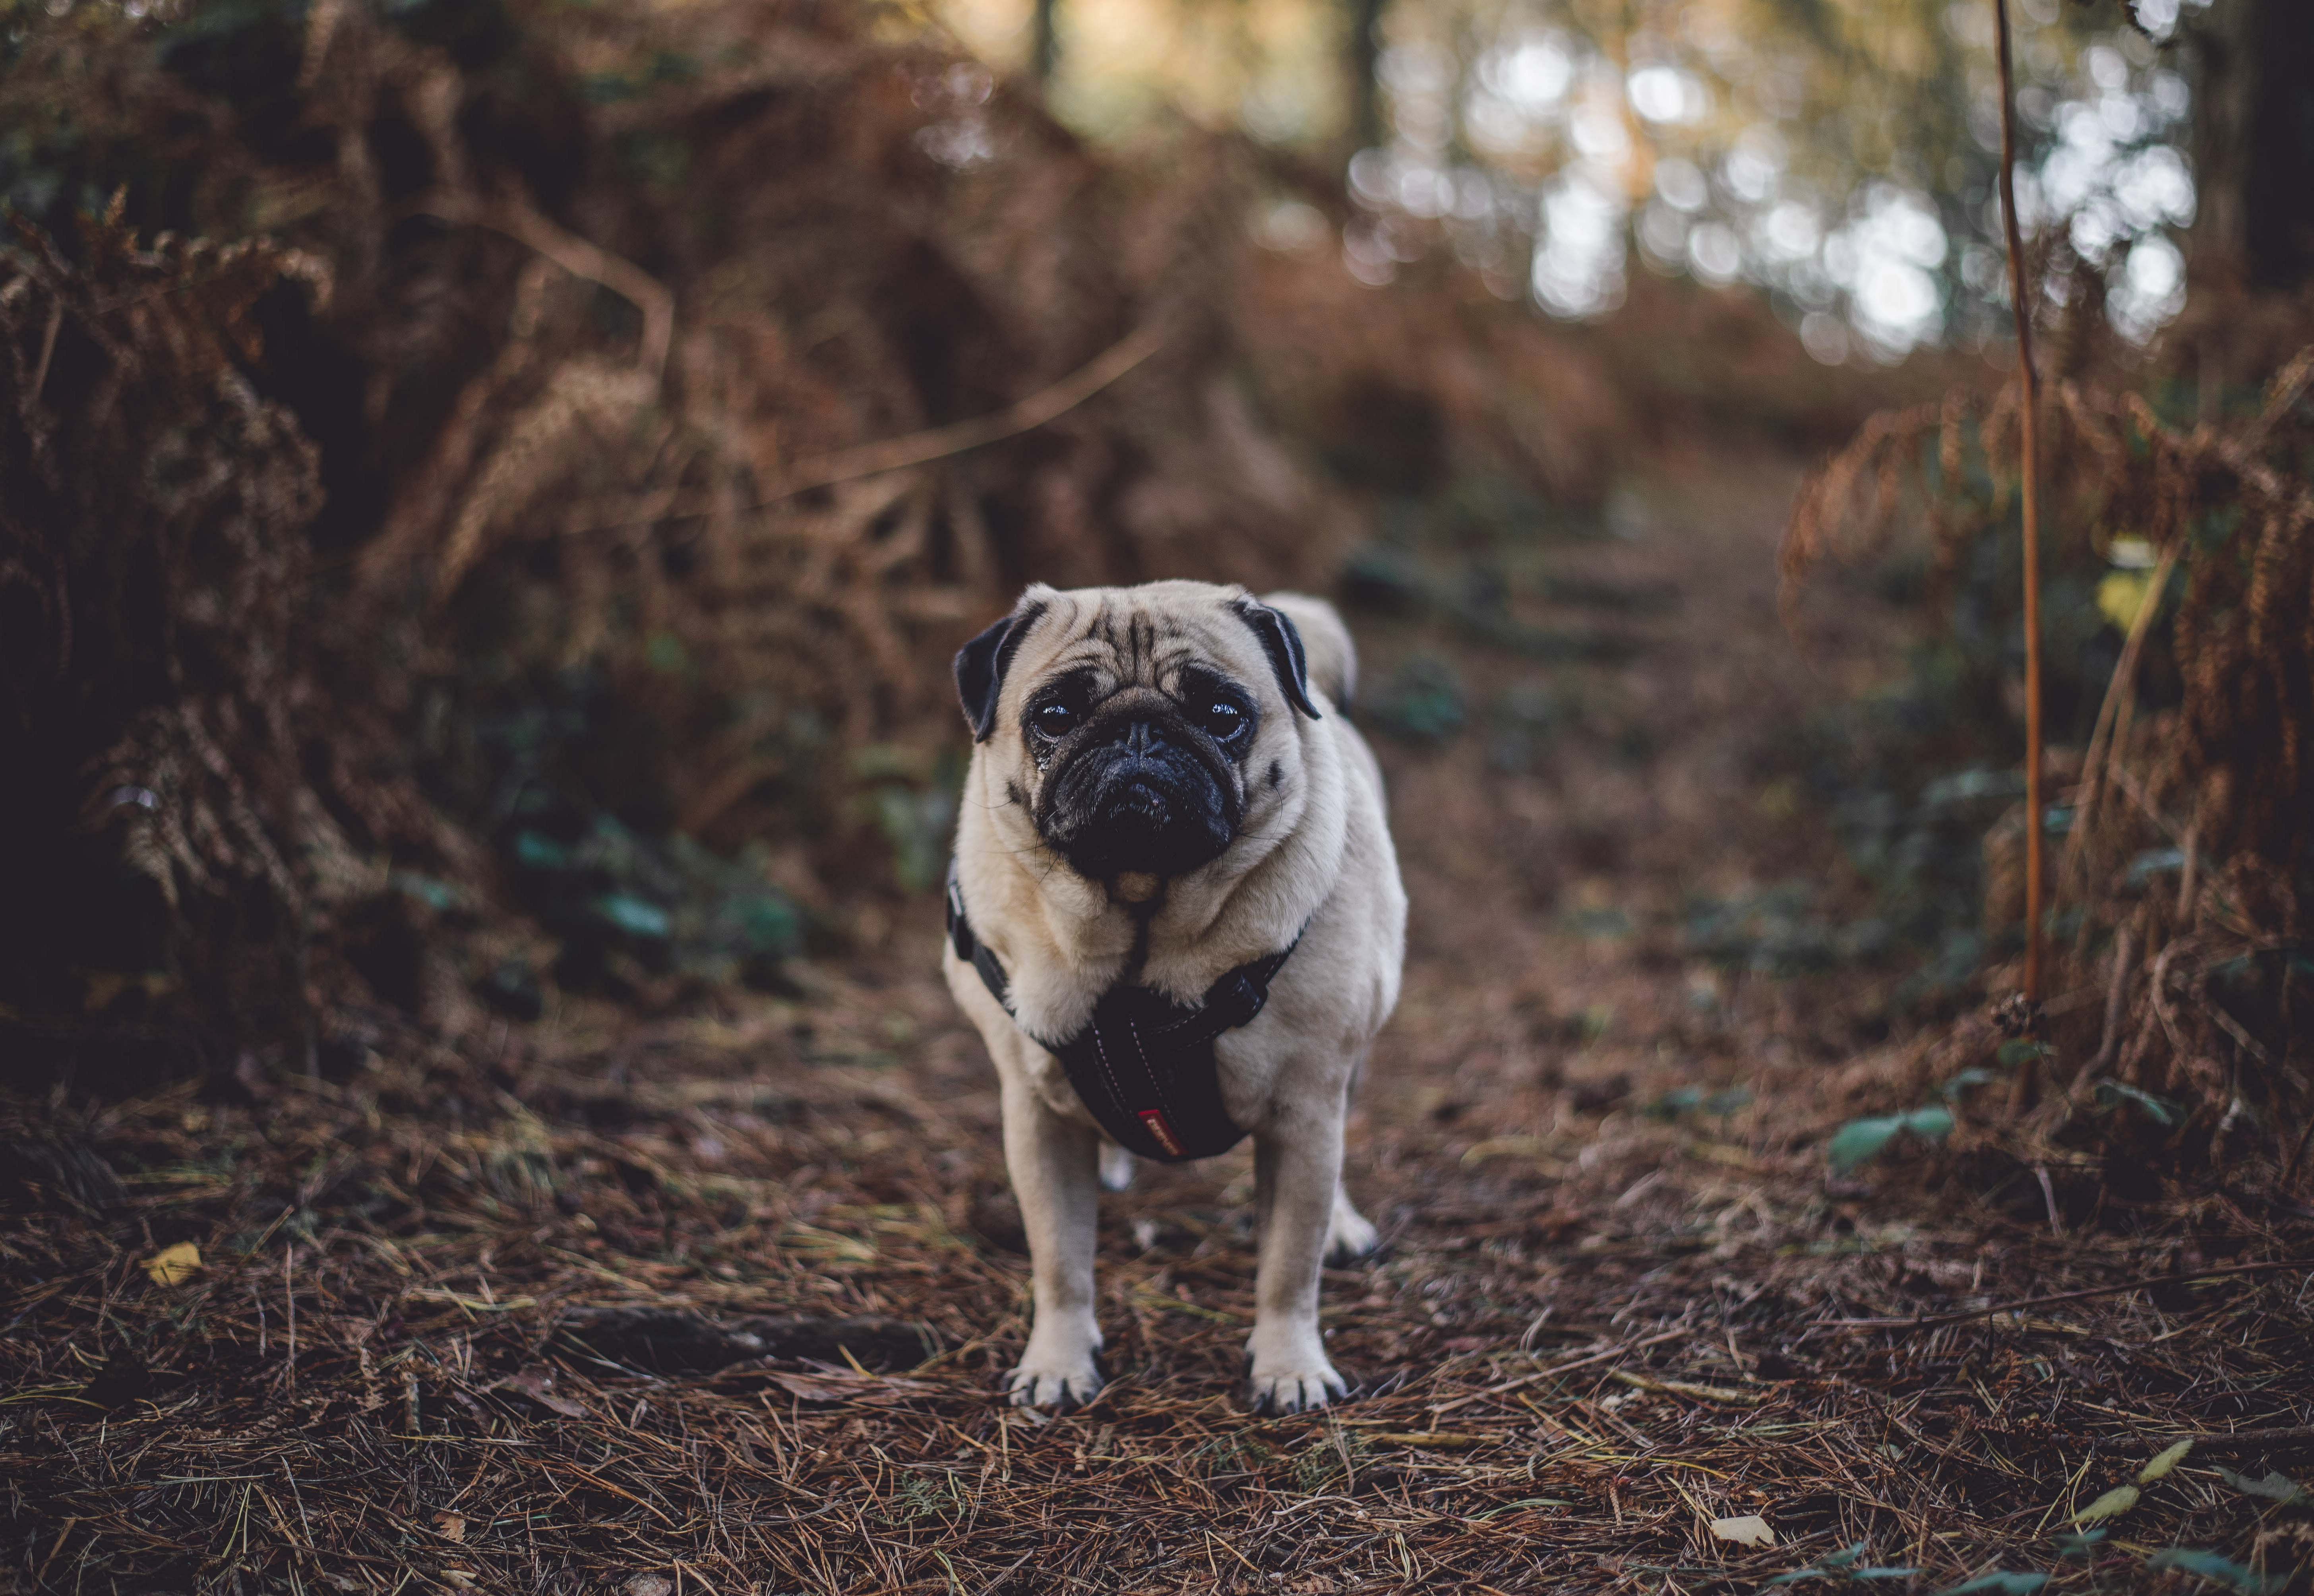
top-left (943, 580), bottom-right (1404, 1413)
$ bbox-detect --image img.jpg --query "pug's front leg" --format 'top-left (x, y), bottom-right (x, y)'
top-left (1245, 1107), bottom-right (1348, 1414)
top-left (998, 1067), bottom-right (1105, 1409)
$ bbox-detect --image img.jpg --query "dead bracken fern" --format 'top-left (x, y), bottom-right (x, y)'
top-left (0, 213), bottom-right (335, 1049)
top-left (0, 0), bottom-right (1367, 1047)
top-left (1784, 333), bottom-right (2314, 1170)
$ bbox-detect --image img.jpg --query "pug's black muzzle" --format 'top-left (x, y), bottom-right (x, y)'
top-left (1038, 713), bottom-right (1239, 881)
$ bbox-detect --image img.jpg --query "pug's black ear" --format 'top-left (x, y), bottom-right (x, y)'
top-left (1232, 599), bottom-right (1320, 720)
top-left (955, 602), bottom-right (1045, 742)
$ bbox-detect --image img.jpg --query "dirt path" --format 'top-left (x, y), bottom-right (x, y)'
top-left (6, 443), bottom-right (2311, 1594)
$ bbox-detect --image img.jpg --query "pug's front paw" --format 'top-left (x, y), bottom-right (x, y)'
top-left (1246, 1360), bottom-right (1347, 1414)
top-left (1005, 1348), bottom-right (1103, 1410)
top-left (1245, 1330), bottom-right (1347, 1414)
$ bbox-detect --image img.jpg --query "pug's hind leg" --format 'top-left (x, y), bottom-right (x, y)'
top-left (1324, 1181), bottom-right (1380, 1265)
top-left (999, 1069), bottom-right (1105, 1409)
top-left (1098, 1139), bottom-right (1137, 1193)
top-left (1245, 1110), bottom-right (1348, 1414)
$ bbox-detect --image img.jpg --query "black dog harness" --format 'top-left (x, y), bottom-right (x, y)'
top-left (946, 862), bottom-right (1301, 1163)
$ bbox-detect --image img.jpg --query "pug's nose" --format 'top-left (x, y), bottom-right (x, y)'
top-left (1123, 720), bottom-right (1160, 758)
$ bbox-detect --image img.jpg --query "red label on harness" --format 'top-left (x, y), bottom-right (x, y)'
top-left (1137, 1110), bottom-right (1187, 1158)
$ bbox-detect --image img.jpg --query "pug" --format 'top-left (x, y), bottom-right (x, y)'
top-left (943, 579), bottom-right (1406, 1414)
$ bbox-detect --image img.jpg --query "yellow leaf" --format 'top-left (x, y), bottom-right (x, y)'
top-left (1461, 1136), bottom-right (1554, 1166)
top-left (2138, 1439), bottom-right (2193, 1483)
top-left (1711, 1515), bottom-right (1775, 1548)
top-left (2097, 569), bottom-right (2154, 632)
top-left (2074, 1484), bottom-right (2140, 1525)
top-left (143, 1242), bottom-right (202, 1286)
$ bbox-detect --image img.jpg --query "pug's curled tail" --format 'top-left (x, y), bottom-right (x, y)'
top-left (1260, 591), bottom-right (1357, 712)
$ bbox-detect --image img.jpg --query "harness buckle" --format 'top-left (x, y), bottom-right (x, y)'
top-left (1206, 970), bottom-right (1266, 1029)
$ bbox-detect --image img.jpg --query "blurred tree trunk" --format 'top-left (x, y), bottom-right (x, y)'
top-left (1348, 0), bottom-right (1386, 148)
top-left (1033, 0), bottom-right (1059, 83)
top-left (2184, 0), bottom-right (2314, 291)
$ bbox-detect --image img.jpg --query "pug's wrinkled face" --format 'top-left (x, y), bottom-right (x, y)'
top-left (955, 582), bottom-right (1320, 886)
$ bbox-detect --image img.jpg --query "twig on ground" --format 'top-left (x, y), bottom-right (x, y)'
top-left (1823, 1257), bottom-right (2314, 1331)
top-left (1992, 0), bottom-right (2049, 1032)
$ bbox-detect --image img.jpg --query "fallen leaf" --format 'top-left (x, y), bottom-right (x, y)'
top-left (1711, 1514), bottom-right (1775, 1548)
top-left (432, 1513), bottom-right (466, 1542)
top-left (143, 1242), bottom-right (202, 1286)
top-left (2216, 1466), bottom-right (2309, 1506)
top-left (1935, 1575), bottom-right (2047, 1596)
top-left (1769, 1544), bottom-right (1866, 1583)
top-left (2139, 1439), bottom-right (2194, 1483)
top-left (2148, 1549), bottom-right (2287, 1595)
top-left (491, 1368), bottom-right (586, 1418)
top-left (2073, 1483), bottom-right (2140, 1525)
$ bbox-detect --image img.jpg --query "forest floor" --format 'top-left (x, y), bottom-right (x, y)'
top-left (7, 440), bottom-right (2313, 1596)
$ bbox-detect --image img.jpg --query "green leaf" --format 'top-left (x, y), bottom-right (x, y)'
top-left (2216, 1466), bottom-right (2309, 1507)
top-left (1703, 1085), bottom-right (1756, 1116)
top-left (2052, 1531), bottom-right (2107, 1557)
top-left (1828, 1116), bottom-right (1902, 1173)
top-left (2094, 1081), bottom-right (2181, 1126)
top-left (2148, 1549), bottom-right (2287, 1594)
top-left (1901, 1104), bottom-right (1956, 1140)
top-left (392, 870), bottom-right (468, 912)
top-left (2074, 1483), bottom-right (2140, 1525)
top-left (513, 830), bottom-right (572, 870)
top-left (593, 893), bottom-right (672, 939)
top-left (1648, 1085), bottom-right (1706, 1119)
top-left (1935, 1574), bottom-right (2047, 1595)
top-left (2126, 846), bottom-right (2186, 885)
top-left (1940, 1067), bottom-right (1997, 1101)
top-left (2139, 1439), bottom-right (2194, 1483)
top-left (1767, 1544), bottom-right (1925, 1584)
top-left (1996, 1038), bottom-right (2053, 1067)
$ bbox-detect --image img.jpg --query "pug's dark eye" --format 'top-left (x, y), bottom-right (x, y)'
top-left (1032, 702), bottom-right (1078, 738)
top-left (1203, 700), bottom-right (1247, 740)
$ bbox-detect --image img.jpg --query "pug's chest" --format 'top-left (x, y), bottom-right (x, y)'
top-left (1019, 1001), bottom-right (1290, 1136)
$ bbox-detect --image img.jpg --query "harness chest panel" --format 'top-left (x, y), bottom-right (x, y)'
top-left (947, 863), bottom-right (1296, 1164)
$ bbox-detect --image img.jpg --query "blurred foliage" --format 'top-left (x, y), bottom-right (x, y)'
top-left (0, 0), bottom-right (1373, 1049)
top-left (1361, 654), bottom-right (1468, 743)
top-left (1785, 253), bottom-right (2314, 1158)
top-left (508, 817), bottom-right (800, 994)
top-left (953, 0), bottom-right (2198, 359)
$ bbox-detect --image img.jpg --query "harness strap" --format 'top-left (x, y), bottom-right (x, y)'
top-left (945, 864), bottom-right (1014, 1012)
top-left (945, 859), bottom-right (1301, 1163)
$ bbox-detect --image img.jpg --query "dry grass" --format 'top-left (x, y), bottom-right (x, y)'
top-left (7, 971), bottom-right (2312, 1595)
